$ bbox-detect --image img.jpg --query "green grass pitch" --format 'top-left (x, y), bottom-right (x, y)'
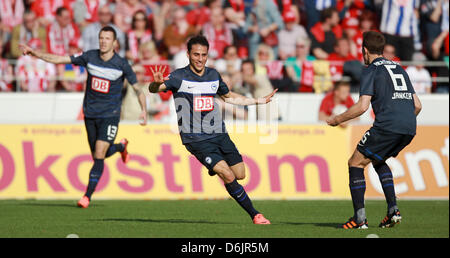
top-left (0, 200), bottom-right (448, 238)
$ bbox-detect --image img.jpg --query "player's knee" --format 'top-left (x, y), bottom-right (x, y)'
top-left (235, 173), bottom-right (246, 180)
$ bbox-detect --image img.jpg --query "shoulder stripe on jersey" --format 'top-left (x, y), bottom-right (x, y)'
top-left (87, 63), bottom-right (123, 81)
top-left (178, 80), bottom-right (220, 94)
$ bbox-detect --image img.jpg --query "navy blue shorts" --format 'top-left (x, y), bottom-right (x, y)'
top-left (356, 127), bottom-right (414, 162)
top-left (184, 134), bottom-right (243, 174)
top-left (84, 117), bottom-right (120, 153)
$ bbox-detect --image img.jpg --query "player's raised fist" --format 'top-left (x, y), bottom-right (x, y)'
top-left (326, 115), bottom-right (340, 127)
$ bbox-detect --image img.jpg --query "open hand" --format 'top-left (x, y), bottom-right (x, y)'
top-left (257, 88), bottom-right (278, 104)
top-left (150, 65), bottom-right (168, 85)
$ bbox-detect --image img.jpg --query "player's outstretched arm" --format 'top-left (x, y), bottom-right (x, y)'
top-left (131, 83), bottom-right (148, 126)
top-left (19, 44), bottom-right (71, 64)
top-left (413, 93), bottom-right (422, 116)
top-left (327, 95), bottom-right (371, 127)
top-left (221, 89), bottom-right (278, 106)
top-left (148, 65), bottom-right (169, 93)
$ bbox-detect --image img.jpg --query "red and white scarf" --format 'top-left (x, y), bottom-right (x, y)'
top-left (84, 0), bottom-right (100, 23)
top-left (0, 0), bottom-right (24, 29)
top-left (47, 21), bottom-right (80, 55)
top-left (127, 30), bottom-right (153, 62)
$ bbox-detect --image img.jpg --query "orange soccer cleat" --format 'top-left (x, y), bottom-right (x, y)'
top-left (120, 138), bottom-right (129, 163)
top-left (77, 196), bottom-right (90, 208)
top-left (253, 214), bottom-right (271, 224)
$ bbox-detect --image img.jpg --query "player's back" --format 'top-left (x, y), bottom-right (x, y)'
top-left (360, 57), bottom-right (417, 136)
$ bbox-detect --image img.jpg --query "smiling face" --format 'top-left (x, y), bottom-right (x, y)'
top-left (98, 30), bottom-right (116, 54)
top-left (187, 44), bottom-right (208, 74)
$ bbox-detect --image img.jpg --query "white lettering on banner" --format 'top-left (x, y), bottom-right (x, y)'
top-left (194, 96), bottom-right (214, 112)
top-left (369, 147), bottom-right (449, 195)
top-left (91, 76), bottom-right (110, 93)
top-left (405, 149), bottom-right (448, 191)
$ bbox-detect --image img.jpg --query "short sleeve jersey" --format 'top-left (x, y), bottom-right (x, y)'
top-left (164, 65), bottom-right (230, 144)
top-left (70, 50), bottom-right (137, 118)
top-left (359, 57), bottom-right (416, 135)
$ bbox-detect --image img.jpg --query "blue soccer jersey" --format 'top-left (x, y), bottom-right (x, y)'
top-left (359, 57), bottom-right (417, 135)
top-left (70, 50), bottom-right (137, 118)
top-left (164, 65), bottom-right (230, 144)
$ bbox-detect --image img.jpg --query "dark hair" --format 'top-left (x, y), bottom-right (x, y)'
top-left (320, 7), bottom-right (337, 23)
top-left (241, 59), bottom-right (255, 72)
top-left (333, 80), bottom-right (350, 91)
top-left (99, 26), bottom-right (117, 40)
top-left (187, 35), bottom-right (209, 52)
top-left (362, 31), bottom-right (385, 55)
top-left (131, 10), bottom-right (150, 30)
top-left (56, 6), bottom-right (69, 16)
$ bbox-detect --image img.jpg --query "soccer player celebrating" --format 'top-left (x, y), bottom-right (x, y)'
top-left (149, 35), bottom-right (276, 224)
top-left (20, 26), bottom-right (147, 208)
top-left (326, 31), bottom-right (422, 229)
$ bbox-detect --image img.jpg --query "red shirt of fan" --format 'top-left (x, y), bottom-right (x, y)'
top-left (319, 91), bottom-right (354, 116)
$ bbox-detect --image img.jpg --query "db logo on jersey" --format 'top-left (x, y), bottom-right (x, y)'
top-left (92, 76), bottom-right (111, 93)
top-left (194, 96), bottom-right (214, 112)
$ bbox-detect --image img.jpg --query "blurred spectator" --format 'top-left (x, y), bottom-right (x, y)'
top-left (310, 7), bottom-right (342, 60)
top-left (273, 0), bottom-right (300, 24)
top-left (126, 10), bottom-right (153, 63)
top-left (383, 43), bottom-right (401, 63)
top-left (223, 0), bottom-right (248, 58)
top-left (223, 0), bottom-right (247, 28)
top-left (327, 37), bottom-right (356, 82)
top-left (350, 9), bottom-right (376, 62)
top-left (430, 0), bottom-right (449, 93)
top-left (0, 42), bottom-right (14, 91)
top-left (254, 42), bottom-right (293, 92)
top-left (216, 72), bottom-right (248, 120)
top-left (285, 36), bottom-right (316, 92)
top-left (431, 0), bottom-right (449, 60)
top-left (277, 9), bottom-right (308, 60)
top-left (152, 0), bottom-right (175, 43)
top-left (420, 0), bottom-right (445, 56)
top-left (0, 0), bottom-right (25, 35)
top-left (202, 7), bottom-right (233, 60)
top-left (405, 52), bottom-right (432, 94)
top-left (304, 0), bottom-right (354, 29)
top-left (47, 6), bottom-right (80, 56)
top-left (122, 64), bottom-right (171, 121)
top-left (59, 38), bottom-right (87, 91)
top-left (338, 0), bottom-right (365, 40)
top-left (31, 0), bottom-right (75, 27)
top-left (139, 40), bottom-right (164, 64)
top-left (73, 0), bottom-right (107, 31)
top-left (241, 59), bottom-right (280, 121)
top-left (214, 45), bottom-right (242, 86)
top-left (162, 6), bottom-right (196, 58)
top-left (318, 80), bottom-right (355, 128)
top-left (81, 4), bottom-right (126, 57)
top-left (187, 0), bottom-right (222, 33)
top-left (244, 0), bottom-right (285, 59)
top-left (10, 10), bottom-right (47, 59)
top-left (15, 38), bottom-right (56, 92)
top-left (379, 0), bottom-right (420, 61)
top-left (114, 0), bottom-right (147, 33)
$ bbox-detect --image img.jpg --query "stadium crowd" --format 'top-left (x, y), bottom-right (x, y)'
top-left (0, 0), bottom-right (449, 119)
